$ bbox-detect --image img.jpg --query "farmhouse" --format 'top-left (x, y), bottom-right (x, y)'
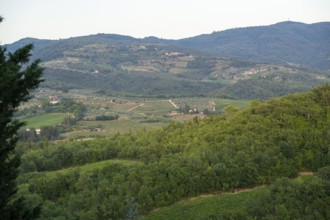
top-left (49, 96), bottom-right (60, 105)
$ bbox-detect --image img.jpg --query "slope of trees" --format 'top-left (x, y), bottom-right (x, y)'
top-left (16, 85), bottom-right (330, 219)
top-left (246, 168), bottom-right (330, 220)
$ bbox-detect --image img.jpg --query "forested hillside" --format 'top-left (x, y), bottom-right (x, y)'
top-left (16, 86), bottom-right (330, 219)
top-left (6, 22), bottom-right (330, 99)
top-left (177, 21), bottom-right (330, 70)
top-left (8, 21), bottom-right (330, 70)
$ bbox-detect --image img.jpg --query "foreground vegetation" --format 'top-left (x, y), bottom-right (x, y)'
top-left (144, 185), bottom-right (267, 220)
top-left (16, 86), bottom-right (330, 219)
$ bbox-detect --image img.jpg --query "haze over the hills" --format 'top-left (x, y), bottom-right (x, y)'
top-left (1, 0), bottom-right (330, 44)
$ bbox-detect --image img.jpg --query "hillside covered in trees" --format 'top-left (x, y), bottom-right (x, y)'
top-left (8, 21), bottom-right (330, 70)
top-left (176, 21), bottom-right (330, 70)
top-left (6, 22), bottom-right (330, 99)
top-left (15, 85), bottom-right (330, 219)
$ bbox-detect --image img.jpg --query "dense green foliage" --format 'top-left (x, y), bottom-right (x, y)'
top-left (246, 172), bottom-right (330, 219)
top-left (43, 68), bottom-right (224, 97)
top-left (95, 115), bottom-right (119, 121)
top-left (222, 76), bottom-right (318, 100)
top-left (0, 24), bottom-right (43, 218)
top-left (18, 126), bottom-right (60, 142)
top-left (14, 86), bottom-right (330, 219)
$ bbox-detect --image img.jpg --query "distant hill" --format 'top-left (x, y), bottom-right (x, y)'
top-left (5, 37), bottom-right (55, 52)
top-left (175, 21), bottom-right (330, 70)
top-left (4, 22), bottom-right (330, 99)
top-left (7, 21), bottom-right (330, 70)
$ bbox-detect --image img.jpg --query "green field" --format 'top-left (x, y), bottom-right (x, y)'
top-left (131, 100), bottom-right (176, 116)
top-left (23, 113), bottom-right (69, 128)
top-left (47, 158), bottom-right (142, 176)
top-left (143, 187), bottom-right (267, 220)
top-left (143, 176), bottom-right (313, 220)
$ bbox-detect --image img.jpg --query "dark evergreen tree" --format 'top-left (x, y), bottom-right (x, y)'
top-left (0, 16), bottom-right (43, 219)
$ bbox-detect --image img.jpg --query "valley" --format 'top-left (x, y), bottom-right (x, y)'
top-left (2, 21), bottom-right (330, 219)
top-left (19, 88), bottom-right (250, 140)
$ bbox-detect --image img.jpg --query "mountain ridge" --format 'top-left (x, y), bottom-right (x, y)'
top-left (175, 21), bottom-right (330, 69)
top-left (6, 21), bottom-right (330, 70)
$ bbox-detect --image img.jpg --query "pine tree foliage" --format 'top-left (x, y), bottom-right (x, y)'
top-left (0, 17), bottom-right (43, 219)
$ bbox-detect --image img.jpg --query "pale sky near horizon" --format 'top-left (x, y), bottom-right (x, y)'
top-left (0, 0), bottom-right (330, 44)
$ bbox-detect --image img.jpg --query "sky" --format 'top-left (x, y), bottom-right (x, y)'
top-left (1, 0), bottom-right (330, 44)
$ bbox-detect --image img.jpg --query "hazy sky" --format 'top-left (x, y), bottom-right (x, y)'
top-left (1, 0), bottom-right (330, 44)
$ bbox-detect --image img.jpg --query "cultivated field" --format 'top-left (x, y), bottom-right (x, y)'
top-left (23, 113), bottom-right (70, 128)
top-left (21, 89), bottom-right (251, 138)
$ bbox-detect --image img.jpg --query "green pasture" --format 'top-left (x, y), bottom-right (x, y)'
top-left (143, 175), bottom-right (313, 220)
top-left (23, 113), bottom-right (69, 128)
top-left (143, 187), bottom-right (267, 220)
top-left (47, 159), bottom-right (142, 176)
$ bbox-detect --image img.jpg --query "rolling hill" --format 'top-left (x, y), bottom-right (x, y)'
top-left (5, 21), bottom-right (330, 99)
top-left (176, 21), bottom-right (330, 70)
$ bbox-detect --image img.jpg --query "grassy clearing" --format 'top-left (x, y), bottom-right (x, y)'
top-left (23, 113), bottom-right (69, 128)
top-left (47, 159), bottom-right (142, 176)
top-left (141, 188), bottom-right (267, 220)
top-left (143, 176), bottom-right (314, 220)
top-left (143, 187), bottom-right (267, 220)
top-left (132, 101), bottom-right (175, 116)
